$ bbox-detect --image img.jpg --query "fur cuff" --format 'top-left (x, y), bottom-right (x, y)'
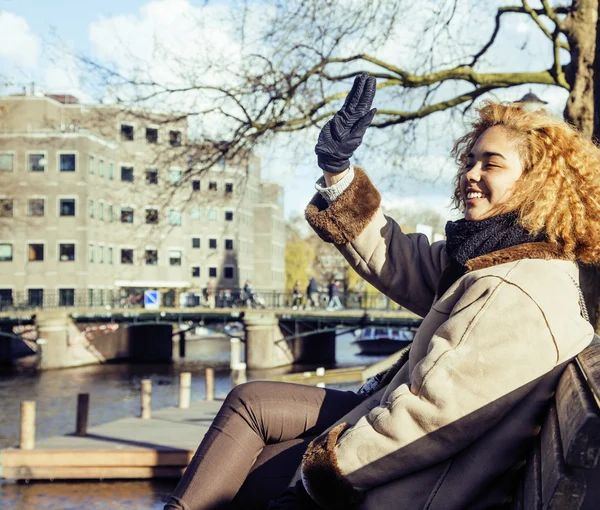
top-left (305, 167), bottom-right (381, 245)
top-left (301, 423), bottom-right (364, 510)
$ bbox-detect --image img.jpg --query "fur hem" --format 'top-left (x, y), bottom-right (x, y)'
top-left (301, 423), bottom-right (364, 510)
top-left (465, 242), bottom-right (573, 272)
top-left (305, 167), bottom-right (381, 245)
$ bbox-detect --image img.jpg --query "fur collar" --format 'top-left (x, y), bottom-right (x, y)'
top-left (465, 241), bottom-right (574, 272)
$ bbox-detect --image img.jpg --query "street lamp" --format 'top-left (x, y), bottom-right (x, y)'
top-left (513, 90), bottom-right (548, 112)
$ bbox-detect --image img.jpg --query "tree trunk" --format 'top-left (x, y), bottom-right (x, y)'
top-left (562, 0), bottom-right (600, 329)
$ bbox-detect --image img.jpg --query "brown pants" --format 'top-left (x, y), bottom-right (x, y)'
top-left (164, 381), bottom-right (364, 510)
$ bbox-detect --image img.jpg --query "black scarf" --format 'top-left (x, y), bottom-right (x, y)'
top-left (444, 211), bottom-right (545, 266)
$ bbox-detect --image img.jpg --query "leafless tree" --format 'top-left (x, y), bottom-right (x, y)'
top-left (73, 0), bottom-right (600, 325)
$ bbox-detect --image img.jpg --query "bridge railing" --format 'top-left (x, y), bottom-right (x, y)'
top-left (0, 289), bottom-right (402, 313)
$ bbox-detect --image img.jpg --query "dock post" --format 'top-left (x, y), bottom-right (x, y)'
top-left (230, 337), bottom-right (242, 368)
top-left (76, 393), bottom-right (90, 436)
top-left (141, 379), bottom-right (152, 419)
top-left (19, 401), bottom-right (36, 450)
top-left (231, 362), bottom-right (247, 388)
top-left (179, 330), bottom-right (186, 358)
top-left (205, 367), bottom-right (215, 401)
top-left (179, 372), bottom-right (191, 409)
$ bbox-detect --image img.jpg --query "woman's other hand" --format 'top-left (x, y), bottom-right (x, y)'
top-left (315, 73), bottom-right (377, 175)
top-left (267, 480), bottom-right (320, 510)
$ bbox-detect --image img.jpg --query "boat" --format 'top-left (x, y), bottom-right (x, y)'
top-left (352, 327), bottom-right (414, 355)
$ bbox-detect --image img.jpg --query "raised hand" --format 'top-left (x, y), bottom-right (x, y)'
top-left (315, 73), bottom-right (377, 173)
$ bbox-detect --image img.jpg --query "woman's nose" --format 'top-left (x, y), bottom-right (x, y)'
top-left (464, 162), bottom-right (482, 181)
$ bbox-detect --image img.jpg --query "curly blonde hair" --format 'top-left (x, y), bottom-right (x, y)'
top-left (451, 101), bottom-right (600, 263)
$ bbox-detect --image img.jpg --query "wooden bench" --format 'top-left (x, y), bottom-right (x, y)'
top-left (511, 335), bottom-right (600, 509)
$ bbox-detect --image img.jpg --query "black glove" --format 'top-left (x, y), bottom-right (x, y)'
top-left (315, 73), bottom-right (377, 173)
top-left (267, 480), bottom-right (321, 510)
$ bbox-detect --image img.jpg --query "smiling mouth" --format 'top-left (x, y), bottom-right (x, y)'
top-left (466, 191), bottom-right (486, 200)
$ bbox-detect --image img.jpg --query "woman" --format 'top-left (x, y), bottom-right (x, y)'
top-left (165, 74), bottom-right (599, 510)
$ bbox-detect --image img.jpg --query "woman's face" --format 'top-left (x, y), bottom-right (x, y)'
top-left (460, 125), bottom-right (524, 221)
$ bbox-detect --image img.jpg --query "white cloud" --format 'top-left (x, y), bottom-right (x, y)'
top-left (41, 50), bottom-right (92, 101)
top-left (0, 11), bottom-right (39, 68)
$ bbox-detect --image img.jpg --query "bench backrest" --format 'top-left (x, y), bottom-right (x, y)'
top-left (512, 335), bottom-right (600, 510)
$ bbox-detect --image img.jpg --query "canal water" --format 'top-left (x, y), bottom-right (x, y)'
top-left (0, 332), bottom-right (386, 509)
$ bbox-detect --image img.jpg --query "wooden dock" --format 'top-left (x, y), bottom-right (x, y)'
top-left (0, 400), bottom-right (223, 480)
top-left (0, 349), bottom-right (405, 481)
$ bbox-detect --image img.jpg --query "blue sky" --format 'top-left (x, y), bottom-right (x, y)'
top-left (0, 0), bottom-right (570, 226)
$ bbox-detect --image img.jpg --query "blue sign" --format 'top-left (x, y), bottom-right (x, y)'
top-left (144, 290), bottom-right (160, 310)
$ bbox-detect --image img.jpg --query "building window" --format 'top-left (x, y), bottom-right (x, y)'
top-left (209, 266), bottom-right (217, 278)
top-left (88, 288), bottom-right (95, 306)
top-left (192, 237), bottom-right (201, 248)
top-left (145, 249), bottom-right (158, 265)
top-left (59, 243), bottom-right (75, 261)
top-left (108, 205), bottom-right (114, 222)
top-left (121, 207), bottom-right (134, 223)
top-left (224, 266), bottom-right (234, 279)
top-left (28, 244), bottom-right (44, 261)
top-left (145, 208), bottom-right (159, 224)
top-left (209, 181), bottom-right (217, 191)
top-left (108, 163), bottom-right (114, 180)
top-left (207, 209), bottom-right (217, 221)
top-left (121, 124), bottom-right (134, 141)
top-left (0, 199), bottom-right (14, 217)
top-left (191, 207), bottom-right (201, 220)
top-left (121, 166), bottom-right (134, 182)
top-left (168, 209), bottom-right (182, 226)
top-left (0, 154), bottom-right (13, 172)
top-left (98, 245), bottom-right (104, 264)
top-left (168, 169), bottom-right (182, 184)
top-left (98, 159), bottom-right (104, 177)
top-left (88, 243), bottom-right (94, 263)
top-left (60, 199), bottom-right (76, 216)
top-left (28, 289), bottom-right (43, 307)
top-left (89, 200), bottom-right (94, 219)
top-left (145, 169), bottom-right (158, 184)
top-left (28, 154), bottom-right (46, 172)
top-left (0, 243), bottom-right (13, 261)
top-left (108, 247), bottom-right (113, 264)
top-left (192, 266), bottom-right (200, 277)
top-left (225, 182), bottom-right (233, 193)
top-left (28, 199), bottom-right (45, 217)
top-left (88, 155), bottom-right (95, 174)
top-left (169, 249), bottom-right (182, 266)
top-left (192, 180), bottom-right (200, 191)
top-left (146, 127), bottom-right (158, 144)
top-left (209, 238), bottom-right (217, 249)
top-left (217, 156), bottom-right (226, 168)
top-left (60, 154), bottom-right (76, 172)
top-left (121, 249), bottom-right (134, 264)
top-left (59, 288), bottom-right (75, 307)
top-left (225, 239), bottom-right (234, 250)
top-left (225, 211), bottom-right (234, 221)
top-left (99, 202), bottom-right (104, 221)
top-left (169, 130), bottom-right (182, 146)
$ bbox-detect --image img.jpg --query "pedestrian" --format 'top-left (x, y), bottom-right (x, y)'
top-left (305, 276), bottom-right (319, 309)
top-left (164, 74), bottom-right (599, 510)
top-left (326, 279), bottom-right (343, 310)
top-left (292, 280), bottom-right (303, 309)
top-left (205, 278), bottom-right (216, 309)
top-left (243, 279), bottom-right (255, 307)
